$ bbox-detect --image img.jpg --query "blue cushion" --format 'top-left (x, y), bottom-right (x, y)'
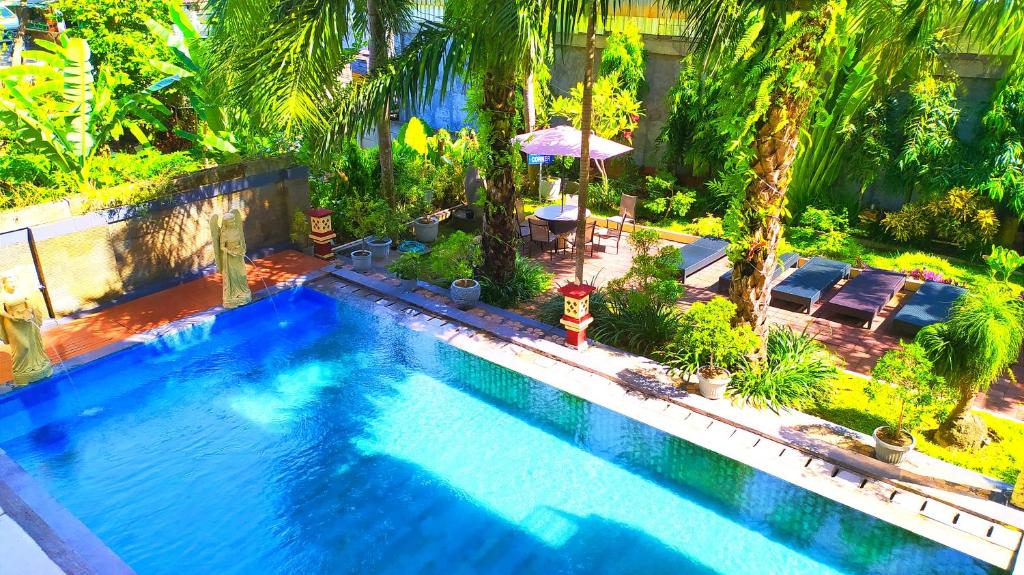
top-left (892, 281), bottom-right (967, 335)
top-left (771, 257), bottom-right (851, 310)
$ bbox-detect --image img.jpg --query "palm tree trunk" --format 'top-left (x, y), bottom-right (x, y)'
top-left (728, 100), bottom-right (807, 347)
top-left (367, 0), bottom-right (397, 208)
top-left (574, 1), bottom-right (598, 285)
top-left (728, 13), bottom-right (833, 353)
top-left (480, 71), bottom-right (519, 284)
top-left (524, 63), bottom-right (539, 199)
top-left (936, 381), bottom-right (986, 449)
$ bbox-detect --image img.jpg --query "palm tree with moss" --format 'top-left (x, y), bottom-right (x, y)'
top-left (916, 288), bottom-right (1024, 450)
top-left (659, 0), bottom-right (1024, 350)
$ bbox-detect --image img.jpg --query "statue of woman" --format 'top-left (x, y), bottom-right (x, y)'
top-left (210, 209), bottom-right (252, 309)
top-left (0, 272), bottom-right (52, 385)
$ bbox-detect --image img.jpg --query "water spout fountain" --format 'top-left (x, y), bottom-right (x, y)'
top-left (210, 209), bottom-right (253, 309)
top-left (0, 271), bottom-right (53, 385)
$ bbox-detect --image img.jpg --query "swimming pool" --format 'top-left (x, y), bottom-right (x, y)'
top-left (0, 288), bottom-right (999, 574)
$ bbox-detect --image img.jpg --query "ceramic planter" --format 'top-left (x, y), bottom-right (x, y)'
top-left (450, 278), bottom-right (481, 309)
top-left (351, 249), bottom-right (372, 272)
top-left (364, 236), bottom-right (392, 261)
top-left (399, 277), bottom-right (418, 291)
top-left (697, 367), bottom-right (731, 400)
top-left (540, 178), bottom-right (562, 201)
top-left (872, 427), bottom-right (915, 465)
top-left (414, 216), bottom-right (440, 243)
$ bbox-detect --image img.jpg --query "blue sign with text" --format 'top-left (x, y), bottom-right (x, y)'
top-left (527, 154), bottom-right (555, 165)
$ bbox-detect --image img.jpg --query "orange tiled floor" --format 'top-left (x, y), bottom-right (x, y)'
top-left (532, 233), bottom-right (1024, 421)
top-left (0, 250), bottom-right (327, 384)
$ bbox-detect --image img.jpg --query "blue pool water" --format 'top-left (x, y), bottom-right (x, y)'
top-left (0, 288), bottom-right (998, 575)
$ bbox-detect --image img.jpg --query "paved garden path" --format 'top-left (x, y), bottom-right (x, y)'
top-left (530, 234), bottom-right (1024, 421)
top-left (0, 250), bottom-right (328, 386)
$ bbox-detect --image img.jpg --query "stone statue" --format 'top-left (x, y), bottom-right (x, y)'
top-left (0, 272), bottom-right (53, 385)
top-left (210, 209), bottom-right (252, 309)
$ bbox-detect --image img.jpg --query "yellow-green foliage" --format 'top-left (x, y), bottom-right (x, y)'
top-left (882, 187), bottom-right (999, 248)
top-left (810, 374), bottom-right (1023, 483)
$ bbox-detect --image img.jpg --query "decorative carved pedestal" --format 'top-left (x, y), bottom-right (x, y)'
top-left (558, 283), bottom-right (596, 351)
top-left (307, 208), bottom-right (337, 260)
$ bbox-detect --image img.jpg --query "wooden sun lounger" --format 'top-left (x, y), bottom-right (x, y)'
top-left (717, 252), bottom-right (799, 294)
top-left (823, 268), bottom-right (906, 327)
top-left (891, 281), bottom-right (967, 336)
top-left (679, 237), bottom-right (729, 283)
top-left (770, 257), bottom-right (852, 313)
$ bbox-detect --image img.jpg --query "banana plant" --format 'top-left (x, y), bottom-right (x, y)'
top-left (0, 35), bottom-right (169, 187)
top-left (146, 5), bottom-right (238, 157)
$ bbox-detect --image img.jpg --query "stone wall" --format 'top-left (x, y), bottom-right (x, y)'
top-left (0, 158), bottom-right (310, 316)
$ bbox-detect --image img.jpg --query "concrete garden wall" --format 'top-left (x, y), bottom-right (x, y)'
top-left (0, 157), bottom-right (311, 317)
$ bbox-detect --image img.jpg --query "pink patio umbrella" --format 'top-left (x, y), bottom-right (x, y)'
top-left (514, 125), bottom-right (632, 202)
top-left (513, 125), bottom-right (633, 161)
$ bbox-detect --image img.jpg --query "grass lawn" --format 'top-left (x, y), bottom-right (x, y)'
top-left (809, 374), bottom-right (1023, 484)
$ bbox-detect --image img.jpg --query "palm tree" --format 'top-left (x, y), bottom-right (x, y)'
top-left (335, 0), bottom-right (550, 284)
top-left (207, 0), bottom-right (412, 207)
top-left (661, 0), bottom-right (1024, 351)
top-left (916, 288), bottom-right (1024, 450)
top-left (547, 1), bottom-right (619, 285)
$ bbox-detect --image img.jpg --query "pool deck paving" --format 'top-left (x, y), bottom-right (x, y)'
top-left (528, 232), bottom-right (1024, 421)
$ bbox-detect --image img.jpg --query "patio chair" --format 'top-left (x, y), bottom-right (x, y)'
top-left (569, 220), bottom-right (597, 258)
top-left (515, 198), bottom-right (530, 239)
top-left (596, 194), bottom-right (638, 254)
top-left (678, 237), bottom-right (729, 283)
top-left (770, 256), bottom-right (852, 313)
top-left (717, 252), bottom-right (799, 294)
top-left (823, 268), bottom-right (906, 327)
top-left (528, 219), bottom-right (560, 259)
top-left (891, 280), bottom-right (967, 336)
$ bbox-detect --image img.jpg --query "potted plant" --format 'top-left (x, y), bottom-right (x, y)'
top-left (425, 231), bottom-right (482, 308)
top-left (414, 214), bottom-right (440, 243)
top-left (388, 252), bottom-right (423, 291)
top-left (351, 249), bottom-right (372, 272)
top-left (661, 298), bottom-right (759, 400)
top-left (867, 342), bottom-right (948, 464)
top-left (364, 235), bottom-right (393, 261)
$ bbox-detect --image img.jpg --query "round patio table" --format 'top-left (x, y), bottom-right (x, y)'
top-left (533, 204), bottom-right (590, 236)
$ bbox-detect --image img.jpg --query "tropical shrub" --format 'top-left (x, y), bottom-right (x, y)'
top-left (590, 229), bottom-right (683, 355)
top-left (786, 207), bottom-right (859, 260)
top-left (980, 82), bottom-right (1024, 217)
top-left (729, 328), bottom-right (840, 413)
top-left (868, 342), bottom-right (949, 446)
top-left (639, 173), bottom-right (695, 222)
top-left (881, 187), bottom-right (999, 250)
top-left (660, 298), bottom-right (759, 377)
top-left (549, 72), bottom-right (642, 143)
top-left (917, 286), bottom-right (1024, 449)
top-left (53, 0), bottom-right (177, 98)
top-left (987, 245), bottom-right (1024, 283)
top-left (681, 215), bottom-right (725, 238)
top-left (896, 76), bottom-right (963, 197)
top-left (886, 252), bottom-right (963, 284)
top-left (425, 231), bottom-right (482, 285)
top-left (479, 255), bottom-right (553, 308)
top-left (599, 23), bottom-right (646, 98)
top-left (388, 252), bottom-right (425, 280)
top-left (661, 55), bottom-right (727, 178)
top-left (0, 36), bottom-right (170, 188)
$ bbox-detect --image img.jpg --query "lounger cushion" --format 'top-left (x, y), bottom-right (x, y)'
top-left (679, 237), bottom-right (728, 281)
top-left (718, 252), bottom-right (799, 293)
top-left (825, 269), bottom-right (906, 323)
top-left (891, 281), bottom-right (967, 335)
top-left (771, 257), bottom-right (851, 310)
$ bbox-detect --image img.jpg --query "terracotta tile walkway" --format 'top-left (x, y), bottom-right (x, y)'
top-left (0, 250), bottom-right (328, 385)
top-left (529, 233), bottom-right (1024, 421)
